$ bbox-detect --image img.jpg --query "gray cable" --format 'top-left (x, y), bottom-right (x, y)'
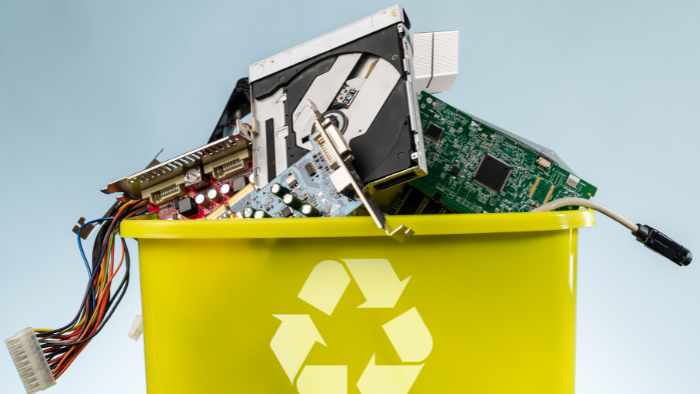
top-left (531, 197), bottom-right (638, 232)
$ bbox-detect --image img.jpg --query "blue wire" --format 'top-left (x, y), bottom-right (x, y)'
top-left (77, 218), bottom-right (114, 311)
top-left (38, 205), bottom-right (147, 337)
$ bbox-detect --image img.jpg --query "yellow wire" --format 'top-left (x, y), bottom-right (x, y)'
top-left (33, 200), bottom-right (145, 335)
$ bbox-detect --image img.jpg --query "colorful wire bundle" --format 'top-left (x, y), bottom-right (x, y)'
top-left (33, 200), bottom-right (147, 379)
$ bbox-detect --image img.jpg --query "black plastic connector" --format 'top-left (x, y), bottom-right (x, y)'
top-left (633, 224), bottom-right (692, 266)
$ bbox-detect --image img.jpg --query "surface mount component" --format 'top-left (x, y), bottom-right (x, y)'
top-left (248, 5), bottom-right (430, 195)
top-left (411, 93), bottom-right (597, 213)
top-left (424, 123), bottom-right (444, 141)
top-left (176, 197), bottom-right (199, 218)
top-left (473, 154), bottom-right (511, 193)
top-left (208, 117), bottom-right (364, 221)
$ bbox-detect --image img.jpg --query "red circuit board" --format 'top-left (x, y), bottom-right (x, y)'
top-left (147, 168), bottom-right (253, 220)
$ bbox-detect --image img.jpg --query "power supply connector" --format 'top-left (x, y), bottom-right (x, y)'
top-left (5, 328), bottom-right (56, 394)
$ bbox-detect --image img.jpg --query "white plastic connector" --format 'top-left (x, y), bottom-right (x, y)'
top-left (5, 328), bottom-right (56, 394)
top-left (127, 315), bottom-right (143, 341)
top-left (412, 31), bottom-right (459, 94)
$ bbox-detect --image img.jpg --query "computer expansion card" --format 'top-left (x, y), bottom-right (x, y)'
top-left (207, 130), bottom-right (364, 220)
top-left (411, 93), bottom-right (597, 213)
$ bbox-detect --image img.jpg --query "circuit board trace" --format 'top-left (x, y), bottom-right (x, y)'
top-left (209, 134), bottom-right (364, 220)
top-left (410, 93), bottom-right (597, 214)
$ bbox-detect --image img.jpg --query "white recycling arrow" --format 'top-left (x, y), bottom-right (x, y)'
top-left (270, 315), bottom-right (326, 382)
top-left (298, 260), bottom-right (351, 315)
top-left (382, 308), bottom-right (433, 362)
top-left (356, 354), bottom-right (423, 394)
top-left (343, 259), bottom-right (410, 308)
top-left (297, 365), bottom-right (347, 394)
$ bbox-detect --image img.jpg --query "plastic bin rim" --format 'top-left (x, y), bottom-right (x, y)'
top-left (121, 210), bottom-right (595, 239)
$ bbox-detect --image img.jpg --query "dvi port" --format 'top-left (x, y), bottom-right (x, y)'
top-left (141, 175), bottom-right (186, 205)
top-left (312, 133), bottom-right (338, 170)
top-left (204, 149), bottom-right (251, 180)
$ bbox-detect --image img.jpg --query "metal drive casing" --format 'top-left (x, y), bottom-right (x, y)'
top-left (248, 4), bottom-right (427, 194)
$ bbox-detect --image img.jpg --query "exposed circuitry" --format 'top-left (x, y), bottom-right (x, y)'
top-left (208, 135), bottom-right (364, 220)
top-left (148, 169), bottom-right (252, 220)
top-left (410, 93), bottom-right (597, 213)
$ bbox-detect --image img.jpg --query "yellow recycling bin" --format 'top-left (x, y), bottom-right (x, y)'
top-left (122, 210), bottom-right (595, 394)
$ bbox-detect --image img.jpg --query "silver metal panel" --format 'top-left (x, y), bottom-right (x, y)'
top-left (309, 99), bottom-right (412, 241)
top-left (468, 113), bottom-right (576, 174)
top-left (275, 123), bottom-right (288, 175)
top-left (400, 31), bottom-right (427, 173)
top-left (251, 88), bottom-right (286, 186)
top-left (248, 5), bottom-right (406, 82)
top-left (292, 53), bottom-right (362, 151)
top-left (342, 58), bottom-right (401, 142)
top-left (103, 134), bottom-right (251, 199)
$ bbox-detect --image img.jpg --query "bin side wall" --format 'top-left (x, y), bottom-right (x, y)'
top-left (139, 229), bottom-right (578, 394)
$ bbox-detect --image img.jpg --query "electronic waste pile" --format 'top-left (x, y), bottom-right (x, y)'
top-left (5, 5), bottom-right (691, 394)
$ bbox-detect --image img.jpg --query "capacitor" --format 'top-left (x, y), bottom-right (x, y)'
top-left (207, 188), bottom-right (223, 202)
top-left (283, 194), bottom-right (302, 209)
top-left (270, 183), bottom-right (290, 196)
top-left (301, 204), bottom-right (320, 217)
top-left (243, 207), bottom-right (255, 218)
top-left (254, 210), bottom-right (270, 219)
top-left (195, 193), bottom-right (210, 208)
top-left (220, 183), bottom-right (234, 197)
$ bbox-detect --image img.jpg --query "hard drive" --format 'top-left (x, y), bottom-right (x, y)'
top-left (247, 5), bottom-right (428, 194)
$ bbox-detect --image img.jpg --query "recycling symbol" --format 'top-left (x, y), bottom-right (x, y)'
top-left (270, 259), bottom-right (433, 394)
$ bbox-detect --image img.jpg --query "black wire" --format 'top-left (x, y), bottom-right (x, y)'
top-left (38, 200), bottom-right (145, 375)
top-left (41, 237), bottom-right (131, 347)
top-left (42, 203), bottom-right (142, 355)
top-left (44, 347), bottom-right (70, 360)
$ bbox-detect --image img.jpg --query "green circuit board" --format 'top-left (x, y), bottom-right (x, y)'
top-left (410, 93), bottom-right (597, 214)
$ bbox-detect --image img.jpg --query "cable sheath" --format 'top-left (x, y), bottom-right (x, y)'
top-left (531, 197), bottom-right (638, 231)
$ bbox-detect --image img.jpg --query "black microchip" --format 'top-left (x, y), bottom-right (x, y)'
top-left (474, 154), bottom-right (511, 193)
top-left (278, 206), bottom-right (294, 218)
top-left (176, 197), bottom-right (198, 217)
top-left (425, 123), bottom-right (443, 141)
top-left (449, 166), bottom-right (461, 176)
top-left (232, 176), bottom-right (247, 193)
top-left (288, 179), bottom-right (298, 189)
top-left (305, 162), bottom-right (316, 176)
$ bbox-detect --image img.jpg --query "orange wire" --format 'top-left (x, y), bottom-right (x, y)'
top-left (54, 203), bottom-right (142, 378)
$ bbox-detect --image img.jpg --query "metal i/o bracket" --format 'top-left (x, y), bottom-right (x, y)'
top-left (308, 100), bottom-right (414, 242)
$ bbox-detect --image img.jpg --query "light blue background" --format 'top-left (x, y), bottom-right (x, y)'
top-left (1, 0), bottom-right (698, 393)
